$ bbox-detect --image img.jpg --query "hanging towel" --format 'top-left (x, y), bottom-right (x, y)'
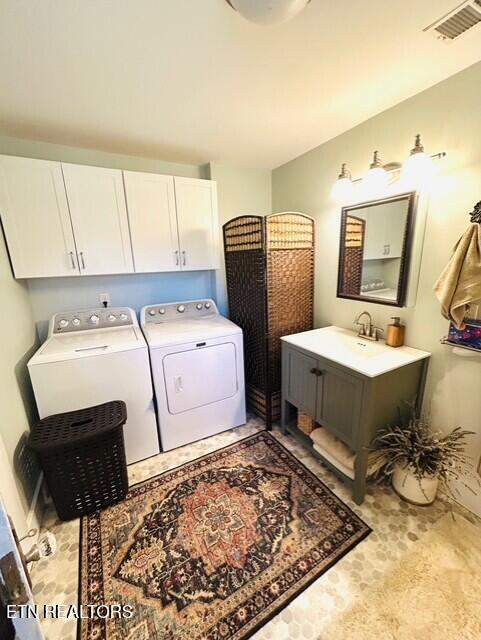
top-left (434, 223), bottom-right (481, 330)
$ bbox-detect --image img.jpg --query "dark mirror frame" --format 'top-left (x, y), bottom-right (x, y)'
top-left (337, 191), bottom-right (417, 307)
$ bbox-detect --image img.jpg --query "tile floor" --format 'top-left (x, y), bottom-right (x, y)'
top-left (30, 417), bottom-right (477, 640)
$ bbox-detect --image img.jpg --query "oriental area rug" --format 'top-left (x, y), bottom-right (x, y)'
top-left (78, 432), bottom-right (370, 640)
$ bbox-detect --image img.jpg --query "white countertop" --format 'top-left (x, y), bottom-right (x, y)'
top-left (281, 326), bottom-right (430, 378)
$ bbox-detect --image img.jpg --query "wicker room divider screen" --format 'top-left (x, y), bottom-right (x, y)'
top-left (223, 212), bottom-right (314, 428)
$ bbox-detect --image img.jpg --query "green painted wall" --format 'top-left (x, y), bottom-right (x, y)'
top-left (0, 135), bottom-right (203, 177)
top-left (272, 60), bottom-right (481, 516)
top-left (208, 163), bottom-right (272, 314)
top-left (0, 228), bottom-right (39, 534)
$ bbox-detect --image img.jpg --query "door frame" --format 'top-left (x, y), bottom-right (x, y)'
top-left (0, 496), bottom-right (43, 639)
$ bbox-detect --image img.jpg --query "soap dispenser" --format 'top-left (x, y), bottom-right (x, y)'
top-left (386, 317), bottom-right (405, 348)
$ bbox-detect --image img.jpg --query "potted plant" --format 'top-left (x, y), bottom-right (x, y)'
top-left (373, 411), bottom-right (477, 506)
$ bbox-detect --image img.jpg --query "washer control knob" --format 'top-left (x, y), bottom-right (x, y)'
top-left (72, 318), bottom-right (81, 327)
top-left (119, 313), bottom-right (128, 321)
top-left (148, 309), bottom-right (156, 316)
top-left (107, 314), bottom-right (116, 322)
top-left (89, 314), bottom-right (100, 325)
top-left (58, 319), bottom-right (69, 328)
top-left (205, 302), bottom-right (211, 309)
top-left (177, 305), bottom-right (185, 313)
top-left (159, 308), bottom-right (166, 315)
top-left (196, 303), bottom-right (203, 310)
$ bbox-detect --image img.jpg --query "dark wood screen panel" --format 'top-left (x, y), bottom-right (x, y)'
top-left (223, 213), bottom-right (314, 427)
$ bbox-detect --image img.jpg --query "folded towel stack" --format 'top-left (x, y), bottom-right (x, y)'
top-left (310, 427), bottom-right (382, 479)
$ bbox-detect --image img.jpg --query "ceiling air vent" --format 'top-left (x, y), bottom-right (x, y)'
top-left (424, 0), bottom-right (481, 40)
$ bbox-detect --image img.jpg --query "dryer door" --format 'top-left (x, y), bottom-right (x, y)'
top-left (163, 343), bottom-right (238, 414)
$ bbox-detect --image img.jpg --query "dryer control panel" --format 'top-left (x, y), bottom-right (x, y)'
top-left (50, 307), bottom-right (136, 334)
top-left (142, 299), bottom-right (218, 325)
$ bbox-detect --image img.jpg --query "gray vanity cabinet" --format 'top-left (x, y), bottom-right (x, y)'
top-left (281, 340), bottom-right (429, 505)
top-left (285, 347), bottom-right (363, 449)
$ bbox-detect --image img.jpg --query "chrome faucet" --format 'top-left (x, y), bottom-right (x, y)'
top-left (354, 311), bottom-right (384, 341)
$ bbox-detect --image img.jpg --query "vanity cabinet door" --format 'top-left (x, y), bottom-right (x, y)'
top-left (316, 362), bottom-right (363, 448)
top-left (285, 347), bottom-right (318, 417)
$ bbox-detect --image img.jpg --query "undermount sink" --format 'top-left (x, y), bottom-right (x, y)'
top-left (281, 326), bottom-right (430, 377)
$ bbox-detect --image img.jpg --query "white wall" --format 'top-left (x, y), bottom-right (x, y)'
top-left (0, 228), bottom-right (40, 536)
top-left (273, 61), bottom-right (481, 516)
top-left (208, 163), bottom-right (272, 314)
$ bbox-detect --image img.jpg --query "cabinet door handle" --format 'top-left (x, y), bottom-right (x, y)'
top-left (69, 251), bottom-right (76, 269)
top-left (310, 367), bottom-right (322, 376)
top-left (79, 251), bottom-right (86, 270)
top-left (182, 250), bottom-right (186, 266)
top-left (174, 250), bottom-right (179, 266)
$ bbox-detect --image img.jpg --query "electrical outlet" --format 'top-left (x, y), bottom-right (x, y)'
top-left (99, 293), bottom-right (111, 307)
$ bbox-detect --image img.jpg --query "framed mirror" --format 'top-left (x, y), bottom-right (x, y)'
top-left (337, 192), bottom-right (416, 307)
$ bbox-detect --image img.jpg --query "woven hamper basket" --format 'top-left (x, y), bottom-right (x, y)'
top-left (223, 212), bottom-right (314, 427)
top-left (28, 401), bottom-right (128, 521)
top-left (297, 410), bottom-right (318, 435)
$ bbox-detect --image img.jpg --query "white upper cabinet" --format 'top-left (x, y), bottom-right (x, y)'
top-left (174, 177), bottom-right (219, 271)
top-left (0, 155), bottom-right (219, 278)
top-left (0, 155), bottom-right (79, 278)
top-left (62, 163), bottom-right (134, 275)
top-left (123, 171), bottom-right (179, 272)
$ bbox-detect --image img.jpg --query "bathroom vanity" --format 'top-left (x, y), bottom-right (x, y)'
top-left (281, 326), bottom-right (430, 504)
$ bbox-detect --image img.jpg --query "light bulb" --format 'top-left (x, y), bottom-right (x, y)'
top-left (331, 163), bottom-right (354, 203)
top-left (401, 134), bottom-right (433, 189)
top-left (363, 151), bottom-right (388, 195)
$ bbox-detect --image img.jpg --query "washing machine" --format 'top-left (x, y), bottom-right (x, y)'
top-left (28, 307), bottom-right (160, 464)
top-left (141, 299), bottom-right (246, 451)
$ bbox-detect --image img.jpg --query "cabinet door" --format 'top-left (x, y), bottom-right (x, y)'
top-left (62, 163), bottom-right (133, 275)
top-left (363, 210), bottom-right (386, 260)
top-left (174, 177), bottom-right (219, 271)
top-left (316, 362), bottom-right (363, 448)
top-left (0, 155), bottom-right (78, 278)
top-left (123, 171), bottom-right (179, 272)
top-left (384, 205), bottom-right (406, 258)
top-left (285, 347), bottom-right (318, 417)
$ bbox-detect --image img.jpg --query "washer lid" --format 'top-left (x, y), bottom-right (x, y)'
top-left (142, 316), bottom-right (242, 348)
top-left (28, 326), bottom-right (145, 365)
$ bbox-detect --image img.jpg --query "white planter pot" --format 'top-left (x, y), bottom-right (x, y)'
top-left (392, 463), bottom-right (439, 506)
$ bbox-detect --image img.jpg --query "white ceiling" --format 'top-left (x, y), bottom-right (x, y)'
top-left (1, 0), bottom-right (481, 169)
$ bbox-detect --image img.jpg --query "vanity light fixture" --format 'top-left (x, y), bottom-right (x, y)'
top-left (330, 163), bottom-right (354, 203)
top-left (363, 150), bottom-right (389, 193)
top-left (332, 135), bottom-right (446, 201)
